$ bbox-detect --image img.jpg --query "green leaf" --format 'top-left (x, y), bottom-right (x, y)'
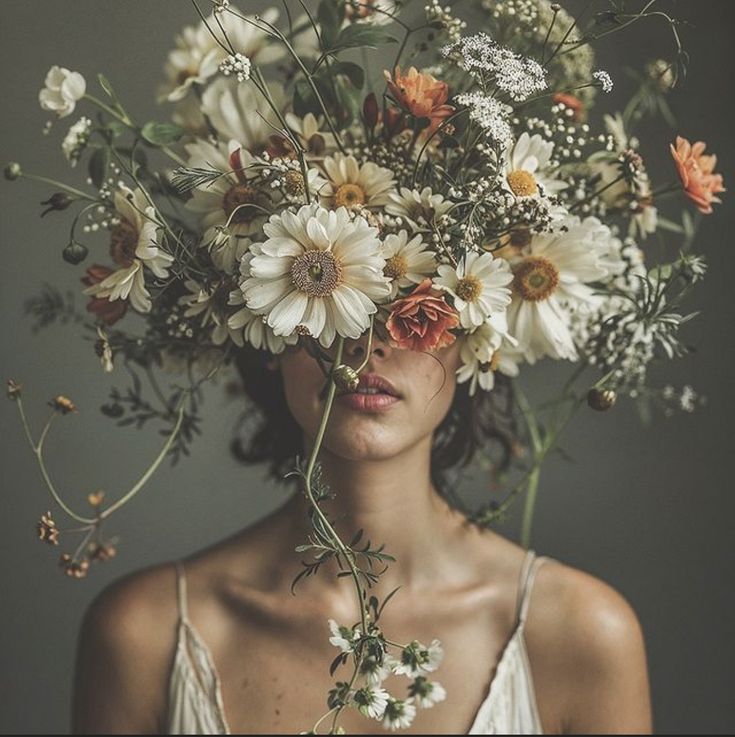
top-left (333, 60), bottom-right (365, 89)
top-left (330, 24), bottom-right (397, 53)
top-left (141, 121), bottom-right (184, 146)
top-left (88, 147), bottom-right (109, 189)
top-left (317, 0), bottom-right (342, 49)
top-left (98, 73), bottom-right (116, 99)
top-left (105, 120), bottom-right (126, 139)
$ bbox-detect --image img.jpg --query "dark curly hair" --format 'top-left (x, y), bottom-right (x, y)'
top-left (229, 341), bottom-right (519, 512)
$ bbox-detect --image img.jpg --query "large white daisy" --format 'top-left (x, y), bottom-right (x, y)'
top-left (504, 132), bottom-right (567, 197)
top-left (385, 186), bottom-right (454, 230)
top-left (505, 216), bottom-right (610, 363)
top-left (228, 246), bottom-right (298, 354)
top-left (382, 230), bottom-right (437, 299)
top-left (184, 138), bottom-right (270, 238)
top-left (241, 204), bottom-right (391, 347)
top-left (83, 186), bottom-right (173, 313)
top-left (201, 77), bottom-right (287, 154)
top-left (319, 153), bottom-right (395, 210)
top-left (434, 251), bottom-right (513, 329)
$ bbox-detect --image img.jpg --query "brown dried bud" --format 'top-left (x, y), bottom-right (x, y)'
top-left (59, 554), bottom-right (90, 579)
top-left (6, 378), bottom-right (22, 400)
top-left (587, 387), bottom-right (617, 411)
top-left (50, 395), bottom-right (78, 414)
top-left (40, 192), bottom-right (74, 217)
top-left (87, 490), bottom-right (105, 508)
top-left (88, 541), bottom-right (117, 562)
top-left (363, 92), bottom-right (379, 130)
top-left (37, 512), bottom-right (60, 546)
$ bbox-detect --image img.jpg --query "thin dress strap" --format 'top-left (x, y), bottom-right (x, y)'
top-left (516, 550), bottom-right (547, 627)
top-left (174, 560), bottom-right (189, 623)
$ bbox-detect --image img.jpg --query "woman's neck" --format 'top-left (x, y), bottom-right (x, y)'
top-left (276, 433), bottom-right (469, 596)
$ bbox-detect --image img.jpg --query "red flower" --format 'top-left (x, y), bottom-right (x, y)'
top-left (81, 265), bottom-right (127, 325)
top-left (385, 278), bottom-right (459, 352)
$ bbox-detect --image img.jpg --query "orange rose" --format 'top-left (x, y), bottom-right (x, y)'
top-left (384, 66), bottom-right (454, 136)
top-left (670, 135), bottom-right (726, 215)
top-left (385, 278), bottom-right (459, 352)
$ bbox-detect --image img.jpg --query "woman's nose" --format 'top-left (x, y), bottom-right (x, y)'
top-left (343, 325), bottom-right (393, 362)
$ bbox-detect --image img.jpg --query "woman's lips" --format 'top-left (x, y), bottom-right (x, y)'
top-left (336, 392), bottom-right (401, 412)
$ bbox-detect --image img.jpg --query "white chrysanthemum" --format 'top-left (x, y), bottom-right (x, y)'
top-left (159, 9), bottom-right (283, 102)
top-left (408, 676), bottom-right (448, 709)
top-left (83, 186), bottom-right (173, 313)
top-left (327, 618), bottom-right (361, 654)
top-left (354, 685), bottom-right (390, 720)
top-left (228, 246), bottom-right (298, 353)
top-left (434, 251), bottom-right (512, 329)
top-left (319, 153), bottom-right (395, 210)
top-left (201, 77), bottom-right (286, 153)
top-left (392, 639), bottom-right (443, 677)
top-left (505, 217), bottom-right (610, 363)
top-left (184, 138), bottom-right (268, 238)
top-left (385, 186), bottom-right (454, 230)
top-left (241, 204), bottom-right (391, 347)
top-left (39, 66), bottom-right (86, 118)
top-left (285, 112), bottom-right (336, 157)
top-left (504, 132), bottom-right (567, 197)
top-left (382, 230), bottom-right (437, 299)
top-left (456, 311), bottom-right (518, 395)
top-left (382, 698), bottom-right (417, 731)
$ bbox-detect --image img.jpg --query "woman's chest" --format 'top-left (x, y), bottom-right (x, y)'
top-left (201, 596), bottom-right (519, 735)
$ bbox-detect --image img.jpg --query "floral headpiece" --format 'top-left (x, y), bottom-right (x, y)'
top-left (5, 0), bottom-right (723, 731)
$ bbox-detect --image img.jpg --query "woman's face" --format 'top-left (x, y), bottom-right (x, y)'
top-left (274, 330), bottom-right (465, 461)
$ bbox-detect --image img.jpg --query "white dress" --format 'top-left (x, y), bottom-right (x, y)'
top-left (166, 550), bottom-right (547, 735)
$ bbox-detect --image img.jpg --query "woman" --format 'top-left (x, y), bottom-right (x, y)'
top-left (71, 330), bottom-right (652, 734)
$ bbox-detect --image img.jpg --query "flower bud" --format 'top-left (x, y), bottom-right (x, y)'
top-left (363, 92), bottom-right (379, 130)
top-left (41, 192), bottom-right (74, 216)
top-left (4, 162), bottom-right (22, 180)
top-left (63, 240), bottom-right (88, 265)
top-left (587, 387), bottom-right (617, 411)
top-left (50, 395), bottom-right (78, 414)
top-left (6, 378), bottom-right (22, 400)
top-left (332, 364), bottom-right (360, 393)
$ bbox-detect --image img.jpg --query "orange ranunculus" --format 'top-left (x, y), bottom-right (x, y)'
top-left (384, 66), bottom-right (454, 136)
top-left (670, 135), bottom-right (726, 215)
top-left (385, 278), bottom-right (459, 352)
top-left (552, 92), bottom-right (585, 121)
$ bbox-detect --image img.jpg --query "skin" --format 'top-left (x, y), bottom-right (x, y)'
top-left (72, 329), bottom-right (652, 735)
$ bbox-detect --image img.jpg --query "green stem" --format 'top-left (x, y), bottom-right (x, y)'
top-left (18, 172), bottom-right (96, 202)
top-left (520, 466), bottom-right (540, 550)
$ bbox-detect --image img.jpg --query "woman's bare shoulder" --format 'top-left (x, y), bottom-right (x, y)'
top-left (73, 562), bottom-right (180, 732)
top-left (527, 556), bottom-right (652, 733)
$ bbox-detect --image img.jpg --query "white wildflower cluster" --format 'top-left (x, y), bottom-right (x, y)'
top-left (327, 621), bottom-right (446, 729)
top-left (61, 116), bottom-right (92, 167)
top-left (455, 91), bottom-right (512, 145)
top-left (442, 32), bottom-right (547, 101)
top-left (661, 384), bottom-right (702, 415)
top-left (424, 0), bottom-right (467, 45)
top-left (219, 52), bottom-right (251, 82)
top-left (593, 69), bottom-right (614, 93)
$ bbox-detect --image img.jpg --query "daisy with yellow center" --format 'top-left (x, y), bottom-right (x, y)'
top-left (381, 230), bottom-right (437, 299)
top-left (240, 204), bottom-right (391, 348)
top-left (503, 132), bottom-right (567, 197)
top-left (319, 153), bottom-right (396, 211)
top-left (505, 216), bottom-right (610, 363)
top-left (433, 251), bottom-right (513, 329)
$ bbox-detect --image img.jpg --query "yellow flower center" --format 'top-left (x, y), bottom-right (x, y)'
top-left (384, 254), bottom-right (408, 280)
top-left (222, 184), bottom-right (258, 224)
top-left (455, 274), bottom-right (483, 303)
top-left (334, 183), bottom-right (366, 209)
top-left (507, 170), bottom-right (538, 197)
top-left (284, 170), bottom-right (305, 197)
top-left (512, 256), bottom-right (559, 302)
top-left (291, 249), bottom-right (343, 297)
top-left (109, 218), bottom-right (138, 267)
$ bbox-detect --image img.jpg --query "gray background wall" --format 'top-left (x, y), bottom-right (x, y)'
top-left (1, 1), bottom-right (733, 733)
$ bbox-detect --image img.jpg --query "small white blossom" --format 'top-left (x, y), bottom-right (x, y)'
top-left (327, 618), bottom-right (361, 654)
top-left (220, 52), bottom-right (252, 82)
top-left (593, 69), bottom-right (614, 93)
top-left (392, 639), bottom-right (444, 677)
top-left (61, 116), bottom-right (92, 167)
top-left (382, 697), bottom-right (417, 731)
top-left (39, 66), bottom-right (86, 118)
top-left (353, 685), bottom-right (390, 719)
top-left (455, 91), bottom-right (512, 145)
top-left (408, 675), bottom-right (447, 708)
